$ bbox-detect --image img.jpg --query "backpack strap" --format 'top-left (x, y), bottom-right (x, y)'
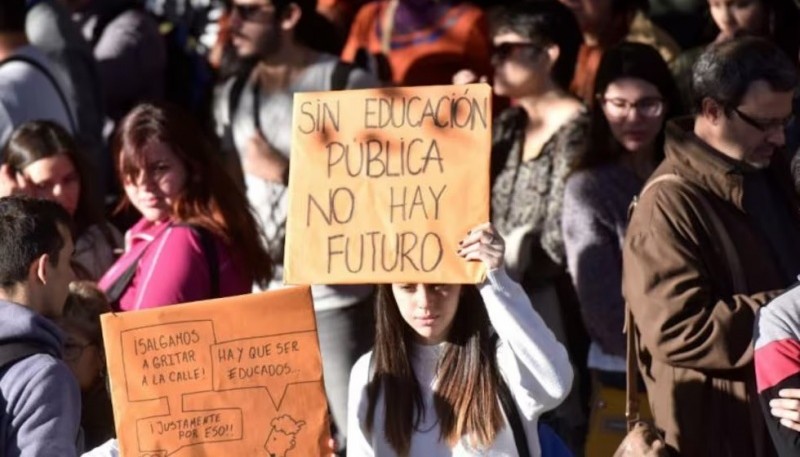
top-left (221, 72), bottom-right (251, 155)
top-left (331, 61), bottom-right (356, 91)
top-left (185, 225), bottom-right (220, 299)
top-left (624, 173), bottom-right (746, 431)
top-left (0, 341), bottom-right (46, 373)
top-left (0, 55), bottom-right (76, 133)
top-left (491, 332), bottom-right (532, 457)
top-left (106, 224), bottom-right (221, 310)
top-left (105, 249), bottom-right (146, 311)
top-left (497, 369), bottom-right (532, 456)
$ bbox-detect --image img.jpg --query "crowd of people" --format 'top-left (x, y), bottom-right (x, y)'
top-left (1, 0), bottom-right (800, 456)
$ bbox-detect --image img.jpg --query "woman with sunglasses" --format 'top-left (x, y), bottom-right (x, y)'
top-left (562, 42), bottom-right (682, 455)
top-left (347, 223), bottom-right (573, 456)
top-left (478, 1), bottom-right (589, 450)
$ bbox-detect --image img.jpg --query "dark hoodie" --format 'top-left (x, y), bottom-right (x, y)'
top-left (0, 300), bottom-right (81, 457)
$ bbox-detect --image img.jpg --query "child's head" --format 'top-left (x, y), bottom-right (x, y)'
top-left (59, 281), bottom-right (111, 392)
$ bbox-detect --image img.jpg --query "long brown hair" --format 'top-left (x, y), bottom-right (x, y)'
top-left (366, 285), bottom-right (505, 455)
top-left (112, 103), bottom-right (272, 287)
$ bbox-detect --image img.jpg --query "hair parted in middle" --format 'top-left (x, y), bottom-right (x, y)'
top-left (366, 284), bottom-right (504, 455)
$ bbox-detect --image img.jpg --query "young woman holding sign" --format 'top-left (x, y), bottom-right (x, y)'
top-left (346, 222), bottom-right (573, 456)
top-left (98, 103), bottom-right (272, 310)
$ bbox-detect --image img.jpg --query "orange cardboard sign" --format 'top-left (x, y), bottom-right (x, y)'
top-left (284, 83), bottom-right (491, 285)
top-left (100, 287), bottom-right (329, 457)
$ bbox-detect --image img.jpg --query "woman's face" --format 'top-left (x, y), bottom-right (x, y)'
top-left (23, 155), bottom-right (81, 216)
top-left (123, 141), bottom-right (188, 222)
top-left (62, 325), bottom-right (103, 392)
top-left (392, 283), bottom-right (462, 345)
top-left (492, 31), bottom-right (551, 98)
top-left (708, 0), bottom-right (767, 39)
top-left (600, 77), bottom-right (666, 154)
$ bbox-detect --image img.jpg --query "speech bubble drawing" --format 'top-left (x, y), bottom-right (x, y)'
top-left (136, 409), bottom-right (243, 456)
top-left (120, 321), bottom-right (216, 402)
top-left (212, 331), bottom-right (322, 410)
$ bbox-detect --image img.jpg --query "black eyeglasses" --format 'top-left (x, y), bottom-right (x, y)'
top-left (63, 341), bottom-right (93, 362)
top-left (491, 42), bottom-right (542, 62)
top-left (231, 3), bottom-right (272, 22)
top-left (732, 107), bottom-right (794, 133)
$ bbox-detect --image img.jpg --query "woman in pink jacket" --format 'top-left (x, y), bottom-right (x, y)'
top-left (98, 103), bottom-right (272, 311)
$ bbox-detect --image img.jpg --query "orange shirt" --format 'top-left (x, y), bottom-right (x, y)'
top-left (341, 1), bottom-right (491, 86)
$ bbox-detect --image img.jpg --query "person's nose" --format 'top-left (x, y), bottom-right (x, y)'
top-left (414, 286), bottom-right (437, 311)
top-left (627, 106), bottom-right (643, 122)
top-left (720, 6), bottom-right (737, 28)
top-left (767, 126), bottom-right (786, 146)
top-left (133, 170), bottom-right (156, 190)
top-left (51, 183), bottom-right (64, 199)
top-left (229, 6), bottom-right (244, 30)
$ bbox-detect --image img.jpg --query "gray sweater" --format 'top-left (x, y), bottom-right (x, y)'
top-left (562, 164), bottom-right (643, 368)
top-left (0, 300), bottom-right (82, 457)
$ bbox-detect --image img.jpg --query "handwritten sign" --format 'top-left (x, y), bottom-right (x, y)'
top-left (100, 287), bottom-right (328, 457)
top-left (284, 83), bottom-right (491, 284)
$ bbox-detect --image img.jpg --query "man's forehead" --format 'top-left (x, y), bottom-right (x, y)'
top-left (739, 80), bottom-right (795, 115)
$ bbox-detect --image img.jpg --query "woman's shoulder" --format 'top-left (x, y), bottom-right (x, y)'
top-left (162, 224), bottom-right (228, 254)
top-left (546, 98), bottom-right (589, 137)
top-left (350, 350), bottom-right (375, 387)
top-left (567, 164), bottom-right (628, 192)
top-left (559, 100), bottom-right (590, 130)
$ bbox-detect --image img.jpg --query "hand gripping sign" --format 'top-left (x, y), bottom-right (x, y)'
top-left (100, 287), bottom-right (329, 457)
top-left (284, 83), bottom-right (491, 285)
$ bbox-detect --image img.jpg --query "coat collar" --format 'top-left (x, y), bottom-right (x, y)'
top-left (661, 117), bottom-right (795, 211)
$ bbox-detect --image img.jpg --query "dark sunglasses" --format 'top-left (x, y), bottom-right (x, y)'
top-left (491, 42), bottom-right (542, 62)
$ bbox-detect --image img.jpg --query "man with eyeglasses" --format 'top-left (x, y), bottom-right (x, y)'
top-left (214, 1), bottom-right (377, 454)
top-left (622, 37), bottom-right (800, 457)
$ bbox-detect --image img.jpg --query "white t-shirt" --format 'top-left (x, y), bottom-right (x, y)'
top-left (0, 45), bottom-right (74, 148)
top-left (347, 268), bottom-right (575, 456)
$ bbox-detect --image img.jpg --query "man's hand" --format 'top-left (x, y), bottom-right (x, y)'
top-left (452, 69), bottom-right (488, 85)
top-left (242, 131), bottom-right (289, 184)
top-left (0, 164), bottom-right (31, 198)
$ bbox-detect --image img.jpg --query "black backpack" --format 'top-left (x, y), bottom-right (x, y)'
top-left (221, 60), bottom-right (357, 156)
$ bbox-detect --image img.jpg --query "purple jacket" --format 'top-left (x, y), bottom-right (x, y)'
top-left (98, 219), bottom-right (252, 311)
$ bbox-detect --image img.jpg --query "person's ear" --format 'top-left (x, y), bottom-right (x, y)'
top-left (280, 3), bottom-right (303, 32)
top-left (31, 254), bottom-right (49, 285)
top-left (701, 97), bottom-right (726, 125)
top-left (545, 44), bottom-right (560, 69)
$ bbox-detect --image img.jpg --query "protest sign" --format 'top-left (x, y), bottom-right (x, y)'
top-left (284, 83), bottom-right (491, 284)
top-left (100, 287), bottom-right (329, 457)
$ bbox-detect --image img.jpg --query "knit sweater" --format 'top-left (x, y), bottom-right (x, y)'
top-left (562, 164), bottom-right (643, 371)
top-left (346, 268), bottom-right (573, 456)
